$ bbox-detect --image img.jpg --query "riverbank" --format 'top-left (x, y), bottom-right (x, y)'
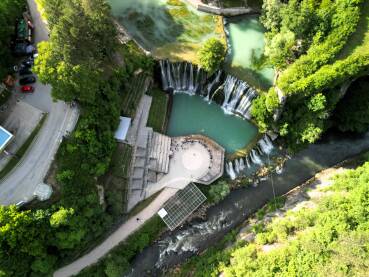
top-left (128, 130), bottom-right (369, 276)
top-left (173, 151), bottom-right (369, 276)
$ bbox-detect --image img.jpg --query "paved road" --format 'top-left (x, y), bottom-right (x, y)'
top-left (54, 187), bottom-right (178, 277)
top-left (0, 0), bottom-right (79, 205)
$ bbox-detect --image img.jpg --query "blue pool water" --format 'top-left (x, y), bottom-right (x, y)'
top-left (0, 127), bottom-right (12, 148)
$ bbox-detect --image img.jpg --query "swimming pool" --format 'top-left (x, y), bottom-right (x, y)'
top-left (0, 126), bottom-right (13, 151)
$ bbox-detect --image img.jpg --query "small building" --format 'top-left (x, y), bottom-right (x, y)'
top-left (158, 183), bottom-right (207, 231)
top-left (114, 116), bottom-right (131, 142)
top-left (0, 126), bottom-right (14, 152)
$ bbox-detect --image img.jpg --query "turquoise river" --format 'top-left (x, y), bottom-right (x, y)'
top-left (167, 94), bottom-right (258, 153)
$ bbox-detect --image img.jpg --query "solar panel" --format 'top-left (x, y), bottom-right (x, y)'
top-left (158, 183), bottom-right (206, 230)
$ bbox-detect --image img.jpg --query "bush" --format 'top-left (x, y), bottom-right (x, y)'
top-left (77, 216), bottom-right (165, 277)
top-left (208, 181), bottom-right (230, 204)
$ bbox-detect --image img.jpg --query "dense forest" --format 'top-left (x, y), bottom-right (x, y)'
top-left (0, 0), bottom-right (26, 78)
top-left (0, 0), bottom-right (151, 275)
top-left (252, 0), bottom-right (369, 150)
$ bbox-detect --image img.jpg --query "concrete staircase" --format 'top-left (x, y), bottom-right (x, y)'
top-left (149, 132), bottom-right (171, 174)
top-left (125, 95), bottom-right (173, 212)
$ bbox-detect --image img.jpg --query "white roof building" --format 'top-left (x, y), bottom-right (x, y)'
top-left (114, 116), bottom-right (131, 142)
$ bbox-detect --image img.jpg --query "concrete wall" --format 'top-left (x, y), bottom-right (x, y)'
top-left (197, 4), bottom-right (260, 16)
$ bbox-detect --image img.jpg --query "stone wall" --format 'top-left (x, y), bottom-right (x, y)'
top-left (197, 4), bottom-right (260, 16)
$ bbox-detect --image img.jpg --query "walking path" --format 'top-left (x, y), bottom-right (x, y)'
top-left (0, 0), bottom-right (79, 205)
top-left (53, 187), bottom-right (178, 277)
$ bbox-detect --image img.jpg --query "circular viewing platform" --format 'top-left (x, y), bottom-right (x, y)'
top-left (171, 134), bottom-right (225, 185)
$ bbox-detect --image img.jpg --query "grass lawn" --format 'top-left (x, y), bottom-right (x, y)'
top-left (121, 72), bottom-right (149, 118)
top-left (147, 89), bottom-right (169, 133)
top-left (0, 114), bottom-right (47, 180)
top-left (117, 41), bottom-right (154, 118)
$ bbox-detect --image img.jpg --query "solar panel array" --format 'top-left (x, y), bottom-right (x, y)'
top-left (158, 183), bottom-right (207, 230)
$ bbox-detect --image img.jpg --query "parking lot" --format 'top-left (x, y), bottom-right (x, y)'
top-left (0, 0), bottom-right (79, 205)
top-left (0, 100), bottom-right (44, 171)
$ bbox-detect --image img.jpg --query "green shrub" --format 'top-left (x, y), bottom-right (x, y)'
top-left (198, 38), bottom-right (226, 73)
top-left (77, 216), bottom-right (165, 277)
top-left (208, 181), bottom-right (230, 204)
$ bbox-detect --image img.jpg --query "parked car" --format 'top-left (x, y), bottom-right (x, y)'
top-left (22, 56), bottom-right (34, 67)
top-left (19, 76), bottom-right (36, 85)
top-left (21, 85), bottom-right (34, 93)
top-left (19, 67), bottom-right (32, 76)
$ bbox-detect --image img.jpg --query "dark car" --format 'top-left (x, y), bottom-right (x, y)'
top-left (19, 67), bottom-right (32, 76)
top-left (19, 76), bottom-right (36, 85)
top-left (22, 56), bottom-right (34, 67)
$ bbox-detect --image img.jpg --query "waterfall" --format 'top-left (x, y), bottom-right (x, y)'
top-left (205, 70), bottom-right (222, 101)
top-left (194, 66), bottom-right (201, 93)
top-left (225, 136), bottom-right (275, 180)
top-left (226, 161), bottom-right (236, 180)
top-left (159, 60), bottom-right (259, 120)
top-left (258, 135), bottom-right (274, 155)
top-left (189, 63), bottom-right (194, 92)
top-left (175, 63), bottom-right (181, 89)
top-left (234, 159), bottom-right (240, 173)
top-left (239, 158), bottom-right (245, 171)
top-left (222, 75), bottom-right (237, 111)
top-left (221, 76), bottom-right (256, 119)
top-left (182, 62), bottom-right (188, 91)
top-left (250, 149), bottom-right (263, 165)
top-left (227, 81), bottom-right (248, 111)
top-left (245, 156), bottom-right (250, 168)
top-left (167, 61), bottom-right (174, 89)
top-left (235, 89), bottom-right (257, 119)
top-left (160, 60), bottom-right (168, 91)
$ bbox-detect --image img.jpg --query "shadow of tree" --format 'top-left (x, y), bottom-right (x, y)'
top-left (224, 64), bottom-right (274, 91)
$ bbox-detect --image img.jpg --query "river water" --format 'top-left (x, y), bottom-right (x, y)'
top-left (225, 16), bottom-right (275, 89)
top-left (167, 94), bottom-right (257, 153)
top-left (128, 131), bottom-right (369, 276)
top-left (108, 0), bottom-right (221, 60)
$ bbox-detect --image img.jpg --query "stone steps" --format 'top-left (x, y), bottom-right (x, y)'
top-left (149, 132), bottom-right (171, 174)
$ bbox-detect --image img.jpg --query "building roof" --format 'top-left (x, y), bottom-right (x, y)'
top-left (0, 126), bottom-right (13, 152)
top-left (158, 183), bottom-right (206, 230)
top-left (114, 116), bottom-right (131, 142)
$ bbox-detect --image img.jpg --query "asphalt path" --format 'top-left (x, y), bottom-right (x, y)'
top-left (0, 0), bottom-right (79, 205)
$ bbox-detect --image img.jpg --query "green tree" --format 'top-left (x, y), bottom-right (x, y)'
top-left (264, 29), bottom-right (295, 69)
top-left (50, 207), bottom-right (74, 227)
top-left (0, 0), bottom-right (26, 78)
top-left (198, 38), bottom-right (226, 73)
top-left (34, 0), bottom-right (117, 104)
top-left (0, 206), bottom-right (53, 276)
top-left (209, 181), bottom-right (230, 204)
top-left (253, 0), bottom-right (368, 149)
